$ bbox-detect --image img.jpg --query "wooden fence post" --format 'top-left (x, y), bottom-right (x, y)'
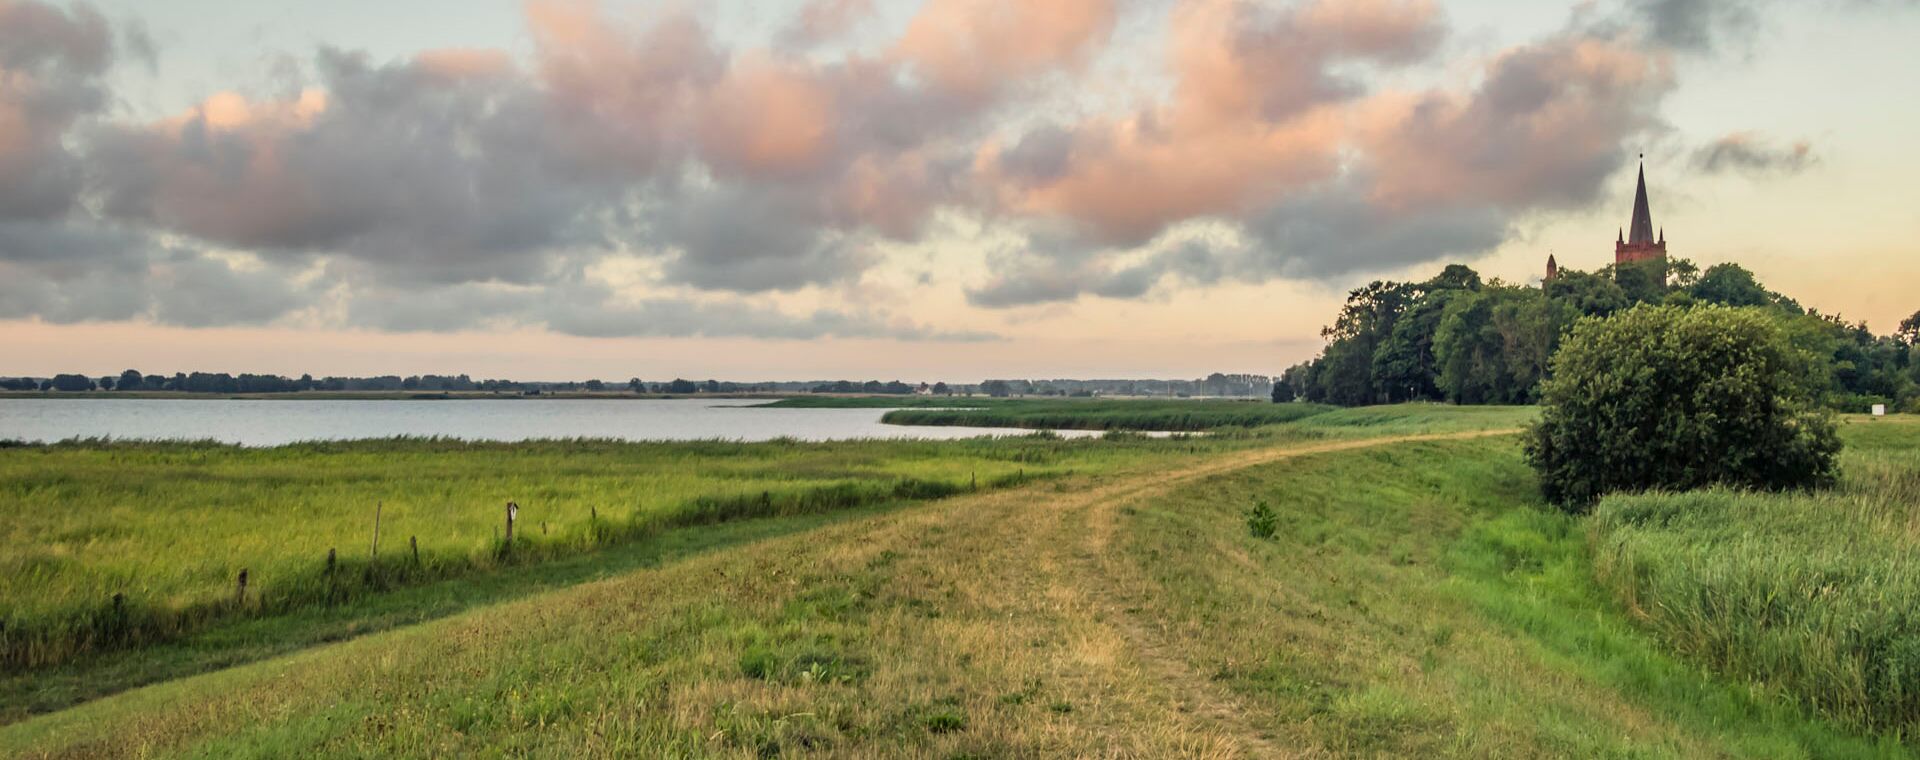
top-left (370, 502), bottom-right (383, 562)
top-left (326, 548), bottom-right (336, 575)
top-left (505, 501), bottom-right (517, 549)
top-left (410, 536), bottom-right (419, 566)
top-left (235, 569), bottom-right (248, 607)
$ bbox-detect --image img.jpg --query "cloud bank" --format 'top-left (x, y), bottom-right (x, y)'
top-left (0, 0), bottom-right (1832, 332)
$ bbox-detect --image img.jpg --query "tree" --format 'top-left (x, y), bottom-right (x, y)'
top-left (667, 378), bottom-right (698, 394)
top-left (49, 374), bottom-right (95, 392)
top-left (932, 381), bottom-right (949, 395)
top-left (1526, 304), bottom-right (1841, 510)
top-left (584, 379), bottom-right (606, 392)
top-left (627, 378), bottom-right (643, 393)
top-left (1898, 310), bottom-right (1920, 348)
top-left (982, 380), bottom-right (1012, 398)
top-left (1546, 268), bottom-right (1631, 318)
top-left (117, 369), bottom-right (144, 391)
top-left (1270, 379), bottom-right (1295, 403)
top-left (97, 377), bottom-right (115, 391)
top-left (1689, 263), bottom-right (1800, 312)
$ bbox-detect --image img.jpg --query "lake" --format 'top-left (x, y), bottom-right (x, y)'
top-left (0, 398), bottom-right (1104, 446)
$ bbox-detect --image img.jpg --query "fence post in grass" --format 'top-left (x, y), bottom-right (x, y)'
top-left (326, 548), bottom-right (336, 576)
top-left (971, 471), bottom-right (976, 491)
top-left (235, 569), bottom-right (248, 608)
top-left (370, 501), bottom-right (383, 563)
top-left (504, 501), bottom-right (518, 552)
top-left (410, 536), bottom-right (419, 566)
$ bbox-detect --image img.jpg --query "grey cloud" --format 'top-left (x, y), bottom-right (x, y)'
top-left (0, 219), bottom-right (313, 326)
top-left (652, 184), bottom-right (875, 293)
top-left (1236, 192), bottom-right (1509, 281)
top-left (0, 0), bottom-right (116, 220)
top-left (149, 252), bottom-right (312, 327)
top-left (1691, 132), bottom-right (1814, 174)
top-left (966, 187), bottom-right (1508, 309)
top-left (1629, 0), bottom-right (1761, 53)
top-left (777, 0), bottom-right (874, 49)
top-left (995, 125), bottom-right (1077, 184)
top-left (350, 281), bottom-right (996, 342)
top-left (89, 48), bottom-right (619, 286)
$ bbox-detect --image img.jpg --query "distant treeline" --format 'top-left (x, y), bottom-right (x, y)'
top-left (0, 371), bottom-right (1277, 398)
top-left (1275, 259), bottom-right (1920, 412)
top-left (0, 372), bottom-right (789, 395)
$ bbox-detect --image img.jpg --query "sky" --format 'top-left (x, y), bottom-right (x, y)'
top-left (1, 0), bottom-right (1916, 382)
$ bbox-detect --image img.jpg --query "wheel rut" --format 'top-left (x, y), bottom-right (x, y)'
top-left (1037, 429), bottom-right (1520, 758)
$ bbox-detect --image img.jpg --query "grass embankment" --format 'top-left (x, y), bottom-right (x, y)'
top-left (1591, 414), bottom-right (1920, 736)
top-left (768, 395), bottom-right (1356, 431)
top-left (772, 396), bottom-right (1534, 433)
top-left (880, 400), bottom-right (1336, 431)
top-left (0, 435), bottom-right (1168, 675)
top-left (5, 409), bottom-right (1906, 757)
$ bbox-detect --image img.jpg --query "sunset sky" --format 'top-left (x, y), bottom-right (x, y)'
top-left (2, 0), bottom-right (1916, 381)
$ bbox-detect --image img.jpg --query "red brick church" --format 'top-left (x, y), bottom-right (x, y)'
top-left (1546, 159), bottom-right (1666, 282)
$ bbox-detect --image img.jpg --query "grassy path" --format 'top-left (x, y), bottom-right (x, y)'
top-left (5, 424), bottom-right (1904, 757)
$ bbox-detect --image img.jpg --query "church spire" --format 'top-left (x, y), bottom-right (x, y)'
top-left (1627, 159), bottom-right (1654, 245)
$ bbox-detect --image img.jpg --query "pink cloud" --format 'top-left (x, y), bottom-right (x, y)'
top-left (893, 0), bottom-right (1118, 102)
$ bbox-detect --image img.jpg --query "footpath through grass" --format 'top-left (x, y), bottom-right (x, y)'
top-left (1591, 414), bottom-right (1920, 737)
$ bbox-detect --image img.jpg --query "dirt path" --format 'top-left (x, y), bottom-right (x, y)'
top-left (1041, 430), bottom-right (1520, 757)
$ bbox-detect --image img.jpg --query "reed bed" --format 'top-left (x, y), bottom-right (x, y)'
top-left (1590, 416), bottom-right (1920, 735)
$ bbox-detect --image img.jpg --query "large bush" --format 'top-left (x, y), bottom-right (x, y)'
top-left (1527, 304), bottom-right (1840, 510)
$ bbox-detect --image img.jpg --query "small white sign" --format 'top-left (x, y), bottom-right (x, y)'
top-left (1872, 404), bottom-right (1887, 417)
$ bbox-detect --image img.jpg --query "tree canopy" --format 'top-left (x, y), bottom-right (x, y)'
top-left (1281, 259), bottom-right (1917, 414)
top-left (1526, 305), bottom-right (1841, 509)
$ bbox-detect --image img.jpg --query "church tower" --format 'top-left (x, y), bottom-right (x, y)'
top-left (1614, 160), bottom-right (1667, 266)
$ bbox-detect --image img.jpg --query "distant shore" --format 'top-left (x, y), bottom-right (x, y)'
top-left (0, 390), bottom-right (800, 401)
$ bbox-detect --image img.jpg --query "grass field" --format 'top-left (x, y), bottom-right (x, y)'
top-left (2, 405), bottom-right (1912, 757)
top-left (0, 435), bottom-right (1187, 674)
top-left (1591, 414), bottom-right (1920, 736)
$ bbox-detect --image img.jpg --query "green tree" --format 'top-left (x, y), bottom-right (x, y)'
top-left (116, 369), bottom-right (144, 391)
top-left (1526, 304), bottom-right (1840, 510)
top-left (1434, 287), bottom-right (1543, 405)
top-left (1897, 310), bottom-right (1920, 348)
top-left (49, 374), bottom-right (95, 392)
top-left (1546, 268), bottom-right (1631, 318)
top-left (1690, 263), bottom-right (1800, 311)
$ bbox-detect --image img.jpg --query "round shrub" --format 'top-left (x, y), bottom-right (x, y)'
top-left (1526, 304), bottom-right (1840, 510)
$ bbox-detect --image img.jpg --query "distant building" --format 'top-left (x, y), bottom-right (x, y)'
top-left (1548, 158), bottom-right (1668, 281)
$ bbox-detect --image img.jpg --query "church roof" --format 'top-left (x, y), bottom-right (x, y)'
top-left (1627, 161), bottom-right (1655, 245)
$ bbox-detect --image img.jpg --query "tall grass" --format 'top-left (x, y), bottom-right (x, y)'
top-left (1590, 417), bottom-right (1920, 735)
top-left (0, 434), bottom-right (1158, 671)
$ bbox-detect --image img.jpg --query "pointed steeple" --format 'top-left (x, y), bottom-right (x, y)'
top-left (1627, 160), bottom-right (1654, 245)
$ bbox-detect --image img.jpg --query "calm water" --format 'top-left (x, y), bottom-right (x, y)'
top-left (0, 398), bottom-right (1101, 446)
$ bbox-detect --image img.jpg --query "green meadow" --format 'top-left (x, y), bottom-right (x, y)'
top-left (0, 434), bottom-right (1201, 674)
top-left (2, 403), bottom-right (1916, 757)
